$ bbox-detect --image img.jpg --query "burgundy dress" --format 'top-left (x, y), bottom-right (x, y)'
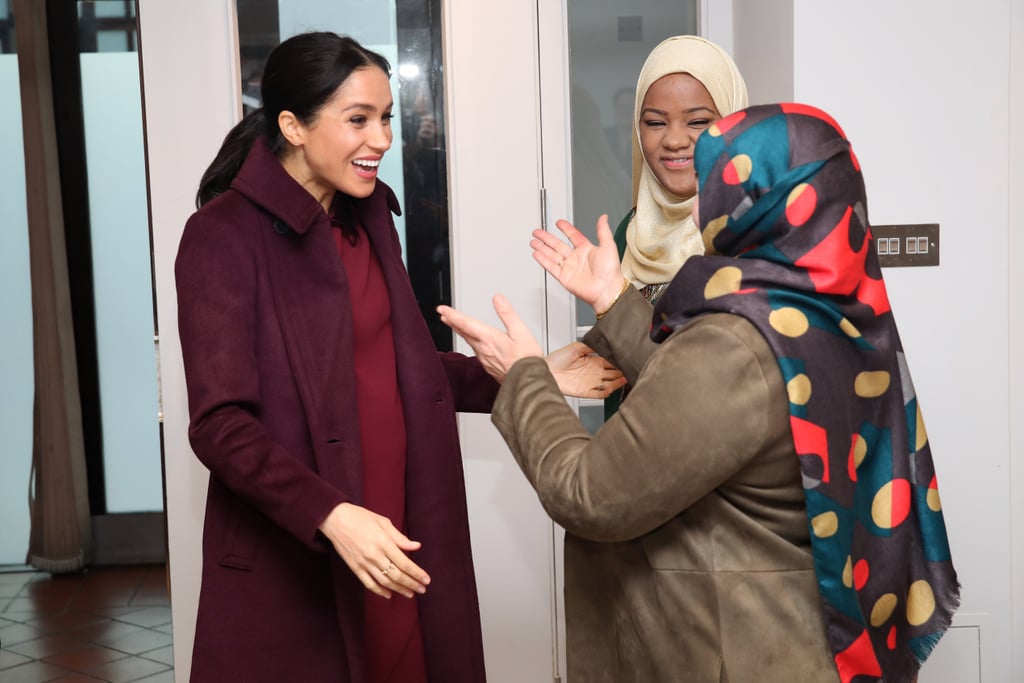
top-left (333, 209), bottom-right (429, 683)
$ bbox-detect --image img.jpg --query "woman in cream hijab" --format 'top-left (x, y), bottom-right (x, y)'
top-left (615, 35), bottom-right (749, 303)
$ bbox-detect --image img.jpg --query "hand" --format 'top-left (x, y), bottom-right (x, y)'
top-left (531, 214), bottom-right (627, 312)
top-left (318, 503), bottom-right (430, 599)
top-left (437, 294), bottom-right (543, 383)
top-left (546, 342), bottom-right (626, 398)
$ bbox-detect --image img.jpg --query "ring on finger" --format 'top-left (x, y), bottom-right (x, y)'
top-left (381, 562), bottom-right (395, 577)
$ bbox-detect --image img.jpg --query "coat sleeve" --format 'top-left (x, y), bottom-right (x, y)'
top-left (582, 284), bottom-right (659, 385)
top-left (176, 211), bottom-right (346, 551)
top-left (491, 313), bottom-right (782, 543)
top-left (438, 352), bottom-right (500, 413)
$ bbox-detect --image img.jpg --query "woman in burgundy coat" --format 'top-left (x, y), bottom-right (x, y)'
top-left (176, 32), bottom-right (618, 683)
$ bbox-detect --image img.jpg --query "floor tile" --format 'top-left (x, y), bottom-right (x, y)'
top-left (43, 643), bottom-right (131, 671)
top-left (1, 565), bottom-right (174, 682)
top-left (81, 654), bottom-right (171, 683)
top-left (0, 659), bottom-right (71, 682)
top-left (0, 648), bottom-right (34, 670)
top-left (131, 670), bottom-right (175, 683)
top-left (26, 610), bottom-right (110, 634)
top-left (109, 607), bottom-right (171, 629)
top-left (5, 634), bottom-right (84, 659)
top-left (64, 620), bottom-right (144, 644)
top-left (0, 621), bottom-right (45, 646)
top-left (95, 628), bottom-right (172, 656)
top-left (139, 644), bottom-right (173, 666)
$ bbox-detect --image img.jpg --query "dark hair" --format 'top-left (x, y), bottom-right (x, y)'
top-left (196, 32), bottom-right (391, 208)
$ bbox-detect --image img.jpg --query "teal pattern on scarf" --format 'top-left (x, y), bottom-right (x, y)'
top-left (651, 103), bottom-right (959, 683)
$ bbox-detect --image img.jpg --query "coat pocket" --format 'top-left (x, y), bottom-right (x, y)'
top-left (218, 496), bottom-right (261, 571)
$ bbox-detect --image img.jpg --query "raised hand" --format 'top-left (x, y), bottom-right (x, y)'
top-left (531, 214), bottom-right (627, 312)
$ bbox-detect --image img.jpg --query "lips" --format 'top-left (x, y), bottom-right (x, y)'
top-left (661, 156), bottom-right (693, 170)
top-left (352, 157), bottom-right (381, 179)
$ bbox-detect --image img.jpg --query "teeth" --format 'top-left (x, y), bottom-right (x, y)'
top-left (354, 159), bottom-right (380, 168)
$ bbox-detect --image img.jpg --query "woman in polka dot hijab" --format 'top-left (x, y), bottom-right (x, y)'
top-left (652, 102), bottom-right (960, 682)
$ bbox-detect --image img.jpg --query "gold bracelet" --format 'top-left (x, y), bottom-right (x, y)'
top-left (595, 279), bottom-right (631, 320)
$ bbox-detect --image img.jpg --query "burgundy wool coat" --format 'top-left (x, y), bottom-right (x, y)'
top-left (175, 138), bottom-right (497, 682)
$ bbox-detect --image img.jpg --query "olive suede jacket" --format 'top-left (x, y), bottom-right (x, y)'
top-left (492, 286), bottom-right (837, 682)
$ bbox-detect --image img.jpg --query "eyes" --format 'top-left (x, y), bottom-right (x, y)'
top-left (641, 116), bottom-right (713, 131)
top-left (348, 111), bottom-right (394, 126)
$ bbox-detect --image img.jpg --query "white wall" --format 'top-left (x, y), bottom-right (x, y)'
top-left (788, 1), bottom-right (1014, 680)
top-left (137, 1), bottom-right (240, 677)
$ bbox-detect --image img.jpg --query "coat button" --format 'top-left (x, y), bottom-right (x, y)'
top-left (273, 219), bottom-right (289, 234)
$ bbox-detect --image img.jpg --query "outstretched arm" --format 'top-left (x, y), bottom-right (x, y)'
top-left (438, 295), bottom-right (624, 398)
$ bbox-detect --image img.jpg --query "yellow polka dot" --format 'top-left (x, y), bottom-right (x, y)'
top-left (916, 403), bottom-right (928, 451)
top-left (701, 215), bottom-right (730, 251)
top-left (787, 374), bottom-right (812, 405)
top-left (907, 580), bottom-right (936, 626)
top-left (870, 593), bottom-right (898, 627)
top-left (927, 488), bottom-right (942, 512)
top-left (842, 556), bottom-right (853, 588)
top-left (708, 122), bottom-right (724, 137)
top-left (839, 318), bottom-right (862, 338)
top-left (811, 511), bottom-right (838, 538)
top-left (704, 266), bottom-right (743, 299)
top-left (855, 371), bottom-right (891, 398)
top-left (730, 154), bottom-right (753, 183)
top-left (871, 481), bottom-right (896, 529)
top-left (853, 434), bottom-right (868, 469)
top-left (769, 308), bottom-right (810, 337)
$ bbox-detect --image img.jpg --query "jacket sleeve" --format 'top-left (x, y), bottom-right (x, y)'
top-left (176, 211), bottom-right (346, 551)
top-left (438, 352), bottom-right (500, 413)
top-left (491, 313), bottom-right (782, 543)
top-left (582, 284), bottom-right (659, 385)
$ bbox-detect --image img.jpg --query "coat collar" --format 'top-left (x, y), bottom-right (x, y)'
top-left (231, 137), bottom-right (402, 235)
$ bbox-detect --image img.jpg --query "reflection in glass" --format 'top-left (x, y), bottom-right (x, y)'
top-left (567, 3), bottom-right (696, 327)
top-left (236, 0), bottom-right (453, 349)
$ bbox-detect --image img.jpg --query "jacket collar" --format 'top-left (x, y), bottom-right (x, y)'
top-left (231, 136), bottom-right (402, 234)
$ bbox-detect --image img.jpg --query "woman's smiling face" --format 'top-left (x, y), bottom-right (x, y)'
top-left (280, 65), bottom-right (394, 208)
top-left (638, 72), bottom-right (720, 200)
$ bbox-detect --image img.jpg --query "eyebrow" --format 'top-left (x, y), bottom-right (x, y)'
top-left (641, 105), bottom-right (717, 116)
top-left (339, 101), bottom-right (394, 113)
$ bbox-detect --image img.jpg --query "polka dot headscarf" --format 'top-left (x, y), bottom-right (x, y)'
top-left (652, 103), bottom-right (959, 683)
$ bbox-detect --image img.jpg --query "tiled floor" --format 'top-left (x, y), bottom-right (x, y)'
top-left (0, 564), bottom-right (173, 682)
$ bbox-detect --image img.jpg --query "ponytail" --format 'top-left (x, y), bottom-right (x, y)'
top-left (195, 108), bottom-right (270, 208)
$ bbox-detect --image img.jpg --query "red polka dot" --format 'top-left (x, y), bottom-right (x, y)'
top-left (847, 436), bottom-right (859, 482)
top-left (853, 559), bottom-right (870, 591)
top-left (889, 479), bottom-right (912, 527)
top-left (780, 102), bottom-right (846, 137)
top-left (786, 184), bottom-right (817, 226)
top-left (887, 625), bottom-right (898, 650)
top-left (714, 110), bottom-right (746, 135)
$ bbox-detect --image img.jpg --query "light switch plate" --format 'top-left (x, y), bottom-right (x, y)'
top-left (872, 224), bottom-right (940, 267)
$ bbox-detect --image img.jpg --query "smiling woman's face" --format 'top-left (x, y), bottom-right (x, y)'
top-left (638, 73), bottom-right (720, 199)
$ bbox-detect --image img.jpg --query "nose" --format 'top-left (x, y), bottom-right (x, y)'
top-left (663, 123), bottom-right (693, 151)
top-left (369, 122), bottom-right (393, 153)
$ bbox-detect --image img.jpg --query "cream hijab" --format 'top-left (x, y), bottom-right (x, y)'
top-left (620, 36), bottom-right (749, 288)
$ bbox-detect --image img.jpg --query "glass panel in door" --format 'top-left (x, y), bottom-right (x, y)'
top-left (566, 2), bottom-right (697, 430)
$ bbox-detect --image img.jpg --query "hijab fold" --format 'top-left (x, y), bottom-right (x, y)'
top-left (621, 35), bottom-right (748, 288)
top-left (652, 103), bottom-right (959, 683)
